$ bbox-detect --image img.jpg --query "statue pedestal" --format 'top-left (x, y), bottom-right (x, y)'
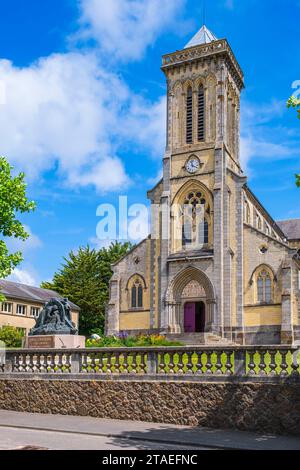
top-left (24, 335), bottom-right (86, 349)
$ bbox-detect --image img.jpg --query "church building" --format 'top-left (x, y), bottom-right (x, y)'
top-left (106, 26), bottom-right (300, 345)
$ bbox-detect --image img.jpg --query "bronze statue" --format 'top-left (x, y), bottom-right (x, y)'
top-left (29, 298), bottom-right (78, 336)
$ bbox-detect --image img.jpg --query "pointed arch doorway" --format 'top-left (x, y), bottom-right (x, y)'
top-left (184, 301), bottom-right (206, 333)
top-left (165, 267), bottom-right (216, 334)
top-left (182, 280), bottom-right (206, 333)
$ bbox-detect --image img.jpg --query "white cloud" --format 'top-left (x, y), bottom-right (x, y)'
top-left (147, 168), bottom-right (163, 187)
top-left (240, 99), bottom-right (299, 171)
top-left (0, 52), bottom-right (166, 193)
top-left (0, 53), bottom-right (130, 192)
top-left (0, 0), bottom-right (183, 196)
top-left (77, 0), bottom-right (186, 61)
top-left (121, 95), bottom-right (166, 158)
top-left (240, 136), bottom-right (295, 170)
top-left (8, 268), bottom-right (38, 287)
top-left (5, 226), bottom-right (43, 254)
top-left (4, 226), bottom-right (42, 287)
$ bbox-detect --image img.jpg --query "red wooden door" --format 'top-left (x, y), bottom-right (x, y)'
top-left (184, 303), bottom-right (196, 332)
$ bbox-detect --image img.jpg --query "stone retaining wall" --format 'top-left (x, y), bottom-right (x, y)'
top-left (0, 379), bottom-right (299, 436)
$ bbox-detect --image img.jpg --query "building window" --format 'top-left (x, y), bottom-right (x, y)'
top-left (257, 270), bottom-right (272, 304)
top-left (186, 87), bottom-right (193, 144)
top-left (16, 304), bottom-right (26, 316)
top-left (244, 201), bottom-right (251, 224)
top-left (198, 85), bottom-right (205, 141)
top-left (182, 191), bottom-right (210, 249)
top-left (131, 279), bottom-right (144, 309)
top-left (1, 302), bottom-right (12, 314)
top-left (30, 307), bottom-right (40, 318)
top-left (256, 213), bottom-right (262, 231)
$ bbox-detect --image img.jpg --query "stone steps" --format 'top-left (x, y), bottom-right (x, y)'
top-left (167, 333), bottom-right (236, 346)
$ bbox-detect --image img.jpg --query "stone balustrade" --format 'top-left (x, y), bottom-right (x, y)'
top-left (0, 346), bottom-right (299, 380)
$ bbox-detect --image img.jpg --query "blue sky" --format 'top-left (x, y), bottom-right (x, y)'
top-left (0, 0), bottom-right (299, 286)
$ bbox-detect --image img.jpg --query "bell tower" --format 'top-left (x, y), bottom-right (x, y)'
top-left (162, 25), bottom-right (244, 165)
top-left (157, 25), bottom-right (246, 340)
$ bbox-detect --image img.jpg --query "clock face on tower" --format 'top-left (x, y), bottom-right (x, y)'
top-left (185, 157), bottom-right (200, 174)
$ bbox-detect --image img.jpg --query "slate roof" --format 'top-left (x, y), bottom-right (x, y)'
top-left (0, 279), bottom-right (80, 311)
top-left (277, 219), bottom-right (300, 240)
top-left (184, 25), bottom-right (218, 49)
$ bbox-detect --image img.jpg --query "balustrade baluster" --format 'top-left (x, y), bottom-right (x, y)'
top-left (280, 349), bottom-right (289, 376)
top-left (247, 350), bottom-right (256, 375)
top-left (258, 349), bottom-right (267, 376)
top-left (226, 350), bottom-right (234, 375)
top-left (49, 353), bottom-right (55, 373)
top-left (66, 353), bottom-right (72, 373)
top-left (114, 352), bottom-right (120, 374)
top-left (99, 352), bottom-right (106, 373)
top-left (35, 353), bottom-right (42, 373)
top-left (28, 354), bottom-right (35, 373)
top-left (106, 353), bottom-right (114, 374)
top-left (158, 352), bottom-right (166, 374)
top-left (132, 352), bottom-right (138, 374)
top-left (90, 353), bottom-right (97, 373)
top-left (139, 352), bottom-right (147, 374)
top-left (268, 350), bottom-right (277, 376)
top-left (79, 352), bottom-right (87, 373)
top-left (176, 351), bottom-right (184, 374)
top-left (205, 351), bottom-right (213, 375)
top-left (168, 351), bottom-right (176, 374)
top-left (185, 352), bottom-right (193, 374)
top-left (57, 353), bottom-right (63, 373)
top-left (215, 351), bottom-right (223, 375)
top-left (22, 353), bottom-right (28, 372)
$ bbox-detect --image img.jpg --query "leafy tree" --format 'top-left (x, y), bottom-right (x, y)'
top-left (287, 96), bottom-right (300, 119)
top-left (0, 157), bottom-right (36, 301)
top-left (287, 97), bottom-right (300, 187)
top-left (41, 242), bottom-right (133, 335)
top-left (0, 325), bottom-right (24, 348)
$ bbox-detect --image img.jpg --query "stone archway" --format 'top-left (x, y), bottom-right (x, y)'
top-left (165, 266), bottom-right (216, 334)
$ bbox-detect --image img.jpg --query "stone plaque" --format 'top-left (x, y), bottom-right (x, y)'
top-left (27, 336), bottom-right (55, 349)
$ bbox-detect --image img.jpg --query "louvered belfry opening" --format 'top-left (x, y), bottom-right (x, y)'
top-left (198, 85), bottom-right (205, 141)
top-left (186, 87), bottom-right (193, 144)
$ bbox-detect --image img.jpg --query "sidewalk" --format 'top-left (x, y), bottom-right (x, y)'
top-left (0, 410), bottom-right (299, 450)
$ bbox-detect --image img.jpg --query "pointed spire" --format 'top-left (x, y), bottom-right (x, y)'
top-left (184, 25), bottom-right (218, 49)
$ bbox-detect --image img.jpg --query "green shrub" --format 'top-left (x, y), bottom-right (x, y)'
top-left (0, 325), bottom-right (24, 348)
top-left (86, 334), bottom-right (183, 348)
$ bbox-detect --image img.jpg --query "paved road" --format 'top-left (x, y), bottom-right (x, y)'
top-left (0, 426), bottom-right (208, 450)
top-left (0, 410), bottom-right (299, 450)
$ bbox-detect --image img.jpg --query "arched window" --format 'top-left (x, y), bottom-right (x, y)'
top-left (131, 279), bottom-right (143, 308)
top-left (245, 201), bottom-right (251, 224)
top-left (256, 213), bottom-right (262, 231)
top-left (182, 218), bottom-right (192, 248)
top-left (257, 270), bottom-right (272, 304)
top-left (186, 87), bottom-right (193, 144)
top-left (182, 191), bottom-right (210, 249)
top-left (198, 85), bottom-right (205, 141)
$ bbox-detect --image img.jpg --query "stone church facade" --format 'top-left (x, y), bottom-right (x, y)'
top-left (106, 26), bottom-right (300, 345)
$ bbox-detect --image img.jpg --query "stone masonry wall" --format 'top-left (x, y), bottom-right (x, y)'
top-left (0, 379), bottom-right (299, 436)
